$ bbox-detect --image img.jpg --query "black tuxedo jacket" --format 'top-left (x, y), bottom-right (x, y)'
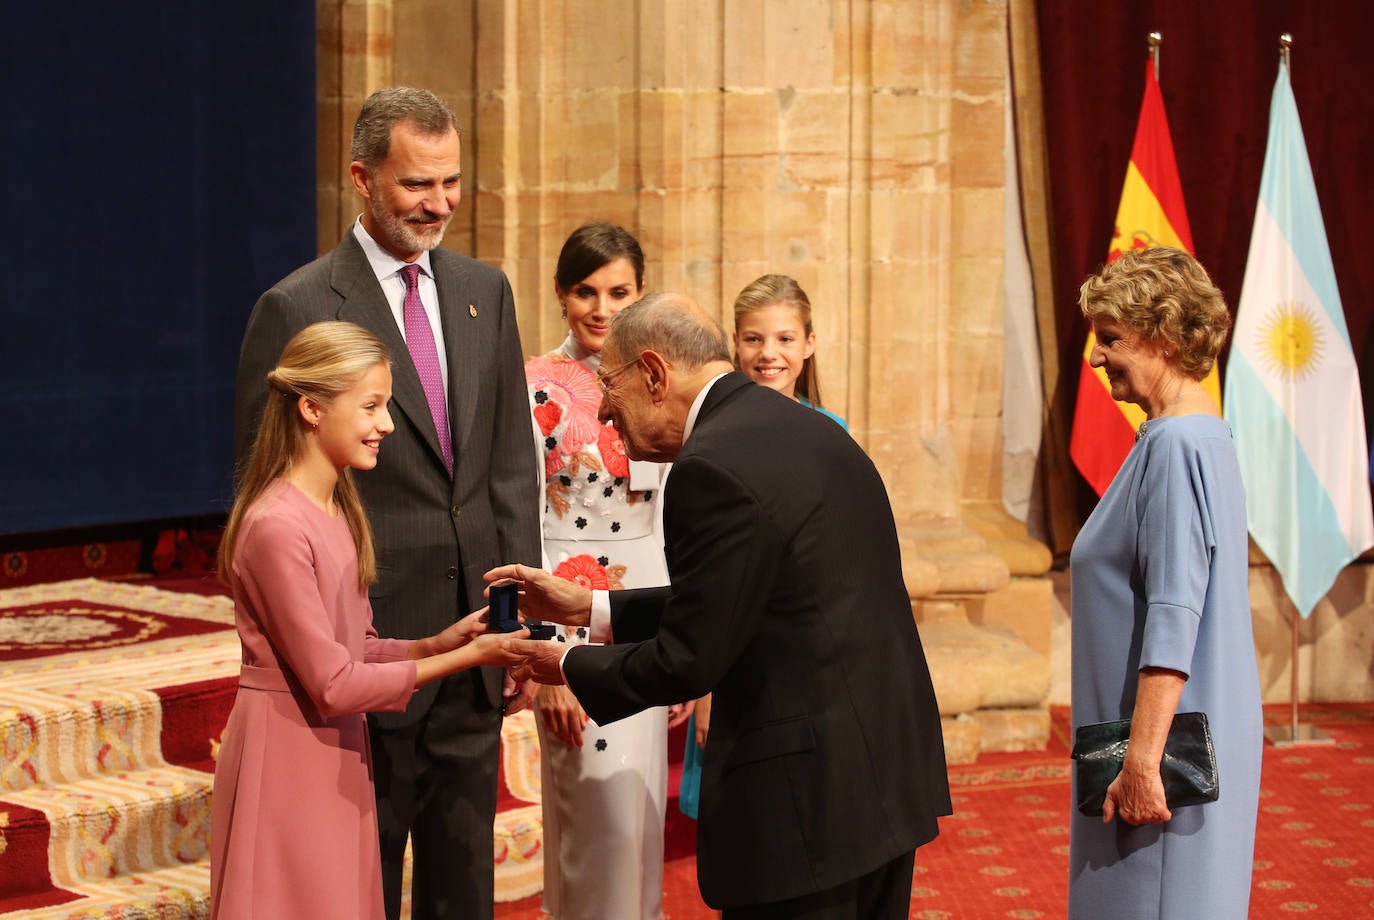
top-left (234, 232), bottom-right (540, 723)
top-left (564, 373), bottom-right (951, 909)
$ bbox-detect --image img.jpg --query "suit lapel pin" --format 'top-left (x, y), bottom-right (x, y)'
top-left (469, 304), bottom-right (478, 317)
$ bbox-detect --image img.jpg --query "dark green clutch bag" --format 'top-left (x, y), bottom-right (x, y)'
top-left (1071, 711), bottom-right (1219, 817)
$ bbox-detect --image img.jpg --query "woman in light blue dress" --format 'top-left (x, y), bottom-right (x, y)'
top-left (1069, 247), bottom-right (1262, 919)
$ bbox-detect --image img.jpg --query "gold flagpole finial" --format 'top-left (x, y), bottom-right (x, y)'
top-left (1148, 31), bottom-right (1163, 79)
top-left (1279, 33), bottom-right (1293, 74)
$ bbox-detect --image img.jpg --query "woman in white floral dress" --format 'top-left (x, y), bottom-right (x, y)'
top-left (524, 222), bottom-right (683, 920)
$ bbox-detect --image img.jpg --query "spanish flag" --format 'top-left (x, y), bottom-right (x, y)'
top-left (1069, 58), bottom-right (1221, 496)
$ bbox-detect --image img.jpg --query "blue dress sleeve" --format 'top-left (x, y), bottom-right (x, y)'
top-left (1135, 428), bottom-right (1217, 676)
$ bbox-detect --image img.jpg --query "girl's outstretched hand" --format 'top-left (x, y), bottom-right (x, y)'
top-left (427, 609), bottom-right (491, 655)
top-left (467, 628), bottom-right (529, 668)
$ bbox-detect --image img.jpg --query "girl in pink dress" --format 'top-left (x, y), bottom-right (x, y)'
top-left (211, 321), bottom-right (524, 919)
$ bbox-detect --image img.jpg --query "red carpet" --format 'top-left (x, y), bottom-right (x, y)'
top-left (0, 541), bottom-right (142, 589)
top-left (6, 577), bottom-right (1373, 918)
top-left (498, 704), bottom-right (1374, 919)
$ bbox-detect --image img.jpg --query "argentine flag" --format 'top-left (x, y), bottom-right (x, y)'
top-left (1223, 60), bottom-right (1374, 618)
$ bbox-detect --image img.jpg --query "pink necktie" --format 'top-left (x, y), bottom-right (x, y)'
top-left (400, 264), bottom-right (453, 474)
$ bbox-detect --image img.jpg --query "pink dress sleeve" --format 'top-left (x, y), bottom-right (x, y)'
top-left (364, 629), bottom-right (414, 663)
top-left (234, 508), bottom-right (418, 717)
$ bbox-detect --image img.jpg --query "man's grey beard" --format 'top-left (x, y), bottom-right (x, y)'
top-left (373, 204), bottom-right (449, 254)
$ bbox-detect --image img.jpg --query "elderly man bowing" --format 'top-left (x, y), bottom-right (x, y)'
top-left (488, 291), bottom-right (951, 919)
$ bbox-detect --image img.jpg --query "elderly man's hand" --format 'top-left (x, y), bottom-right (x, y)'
top-left (484, 564), bottom-right (594, 628)
top-left (506, 637), bottom-right (572, 686)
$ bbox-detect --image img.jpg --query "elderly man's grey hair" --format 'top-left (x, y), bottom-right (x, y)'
top-left (351, 87), bottom-right (461, 171)
top-left (606, 291), bottom-right (731, 370)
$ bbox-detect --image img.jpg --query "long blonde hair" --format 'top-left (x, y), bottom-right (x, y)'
top-left (731, 273), bottom-right (825, 407)
top-left (219, 321), bottom-right (391, 588)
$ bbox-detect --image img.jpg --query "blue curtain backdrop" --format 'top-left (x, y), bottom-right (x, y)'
top-left (0, 4), bottom-right (316, 535)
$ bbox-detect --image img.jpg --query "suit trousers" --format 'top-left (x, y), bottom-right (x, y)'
top-left (720, 849), bottom-right (917, 920)
top-left (369, 668), bottom-right (502, 920)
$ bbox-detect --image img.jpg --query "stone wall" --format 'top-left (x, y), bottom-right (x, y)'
top-left (316, 1), bottom-right (1012, 496)
top-left (314, 0), bottom-right (1374, 738)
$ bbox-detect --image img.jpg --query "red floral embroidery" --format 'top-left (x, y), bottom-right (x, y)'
top-left (553, 554), bottom-right (610, 590)
top-left (544, 448), bottom-right (566, 479)
top-left (598, 423), bottom-right (630, 479)
top-left (533, 401), bottom-right (563, 436)
top-left (526, 355), bottom-right (601, 453)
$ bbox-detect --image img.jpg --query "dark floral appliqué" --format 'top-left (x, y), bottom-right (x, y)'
top-left (610, 522), bottom-right (621, 533)
top-left (595, 738), bottom-right (608, 752)
top-left (575, 517), bottom-right (588, 530)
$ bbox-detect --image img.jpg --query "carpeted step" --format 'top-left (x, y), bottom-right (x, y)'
top-left (1, 580), bottom-right (240, 792)
top-left (1, 680), bottom-right (235, 793)
top-left (0, 862), bottom-right (210, 920)
top-left (1, 580), bottom-right (237, 916)
top-left (2, 764), bottom-right (211, 905)
top-left (0, 578), bottom-right (551, 917)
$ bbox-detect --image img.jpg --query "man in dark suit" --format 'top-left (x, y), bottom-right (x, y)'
top-left (490, 291), bottom-right (951, 918)
top-left (234, 87), bottom-right (539, 920)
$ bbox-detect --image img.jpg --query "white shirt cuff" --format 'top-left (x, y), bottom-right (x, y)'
top-left (590, 589), bottom-right (613, 644)
top-left (558, 590), bottom-right (613, 679)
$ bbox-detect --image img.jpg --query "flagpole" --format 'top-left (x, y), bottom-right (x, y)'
top-left (1256, 32), bottom-right (1333, 749)
top-left (1266, 598), bottom-right (1334, 747)
top-left (1148, 31), bottom-right (1161, 80)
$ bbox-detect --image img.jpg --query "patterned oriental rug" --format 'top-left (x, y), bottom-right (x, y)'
top-left (0, 578), bottom-right (545, 919)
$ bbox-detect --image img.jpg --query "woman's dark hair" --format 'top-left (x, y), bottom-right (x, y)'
top-left (554, 222), bottom-right (645, 292)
